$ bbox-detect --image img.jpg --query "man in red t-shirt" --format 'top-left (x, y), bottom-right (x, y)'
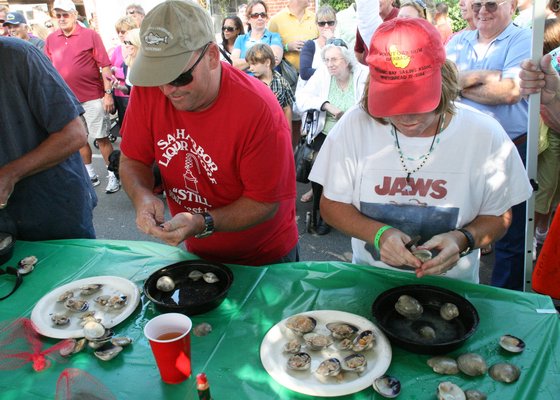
top-left (44, 0), bottom-right (120, 194)
top-left (119, 1), bottom-right (299, 266)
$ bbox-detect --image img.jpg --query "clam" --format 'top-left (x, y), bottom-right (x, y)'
top-left (343, 353), bottom-right (367, 373)
top-left (326, 322), bottom-right (359, 340)
top-left (64, 298), bottom-right (89, 312)
top-left (285, 315), bottom-right (317, 335)
top-left (315, 358), bottom-right (341, 377)
top-left (188, 270), bottom-right (204, 281)
top-left (499, 334), bottom-right (525, 353)
top-left (59, 338), bottom-right (87, 357)
top-left (372, 375), bottom-right (401, 398)
top-left (203, 272), bottom-right (219, 283)
top-left (51, 313), bottom-right (70, 326)
top-left (94, 344), bottom-right (123, 361)
top-left (457, 353), bottom-right (488, 377)
top-left (412, 249), bottom-right (432, 263)
top-left (395, 295), bottom-right (423, 320)
top-left (419, 325), bottom-right (436, 340)
top-left (156, 276), bottom-right (175, 292)
top-left (107, 294), bottom-right (127, 309)
top-left (79, 284), bottom-right (103, 296)
top-left (352, 329), bottom-right (375, 352)
top-left (18, 256), bottom-right (37, 275)
top-left (303, 333), bottom-right (333, 350)
top-left (465, 389), bottom-right (488, 400)
top-left (437, 381), bottom-right (465, 400)
top-left (83, 320), bottom-right (106, 340)
top-left (193, 322), bottom-right (213, 337)
top-left (111, 337), bottom-right (133, 347)
top-left (488, 362), bottom-right (521, 383)
top-left (286, 352), bottom-right (311, 371)
top-left (337, 338), bottom-right (354, 351)
top-left (427, 356), bottom-right (459, 375)
top-left (440, 303), bottom-right (460, 321)
top-left (283, 339), bottom-right (301, 354)
top-left (56, 290), bottom-right (74, 303)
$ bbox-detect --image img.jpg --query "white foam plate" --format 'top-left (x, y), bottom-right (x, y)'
top-left (260, 310), bottom-right (392, 397)
top-left (30, 276), bottom-right (140, 339)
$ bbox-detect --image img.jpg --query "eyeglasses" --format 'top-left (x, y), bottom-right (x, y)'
top-left (222, 26), bottom-right (236, 32)
top-left (123, 40), bottom-right (133, 45)
top-left (45, 22), bottom-right (54, 28)
top-left (326, 38), bottom-right (348, 48)
top-left (317, 20), bottom-right (336, 27)
top-left (471, 1), bottom-right (507, 13)
top-left (54, 13), bottom-right (70, 19)
top-left (127, 10), bottom-right (138, 15)
top-left (167, 43), bottom-right (211, 87)
top-left (250, 12), bottom-right (267, 19)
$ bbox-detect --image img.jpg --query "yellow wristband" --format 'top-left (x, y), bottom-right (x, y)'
top-left (374, 225), bottom-right (393, 252)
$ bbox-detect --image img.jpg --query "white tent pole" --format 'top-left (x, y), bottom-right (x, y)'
top-left (524, 0), bottom-right (546, 292)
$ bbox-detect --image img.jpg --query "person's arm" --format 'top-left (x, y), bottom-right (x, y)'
top-left (520, 54), bottom-right (560, 131)
top-left (231, 48), bottom-right (249, 71)
top-left (282, 104), bottom-right (293, 130)
top-left (269, 32), bottom-right (284, 66)
top-left (356, 0), bottom-right (380, 52)
top-left (459, 70), bottom-right (521, 105)
top-left (0, 117), bottom-right (87, 205)
top-left (101, 65), bottom-right (115, 113)
top-left (299, 40), bottom-right (316, 80)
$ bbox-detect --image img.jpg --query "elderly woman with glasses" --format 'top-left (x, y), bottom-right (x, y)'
top-left (397, 0), bottom-right (428, 19)
top-left (296, 39), bottom-right (369, 235)
top-left (219, 16), bottom-right (244, 63)
top-left (231, 0), bottom-right (283, 72)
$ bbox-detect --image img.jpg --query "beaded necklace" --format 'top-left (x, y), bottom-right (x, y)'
top-left (391, 113), bottom-right (446, 192)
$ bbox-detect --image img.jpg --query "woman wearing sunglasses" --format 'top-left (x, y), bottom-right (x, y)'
top-left (219, 16), bottom-right (244, 64)
top-left (296, 39), bottom-right (368, 235)
top-left (231, 0), bottom-right (283, 72)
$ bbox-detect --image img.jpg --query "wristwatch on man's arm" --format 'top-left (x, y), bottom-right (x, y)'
top-left (455, 228), bottom-right (475, 257)
top-left (195, 212), bottom-right (215, 239)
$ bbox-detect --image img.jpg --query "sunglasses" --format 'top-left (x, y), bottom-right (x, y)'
top-left (45, 22), bottom-right (54, 28)
top-left (54, 12), bottom-right (70, 19)
top-left (222, 26), bottom-right (236, 32)
top-left (123, 40), bottom-right (133, 45)
top-left (471, 1), bottom-right (507, 13)
top-left (127, 10), bottom-right (138, 15)
top-left (168, 43), bottom-right (211, 87)
top-left (250, 12), bottom-right (267, 19)
top-left (317, 20), bottom-right (336, 27)
top-left (326, 38), bottom-right (348, 48)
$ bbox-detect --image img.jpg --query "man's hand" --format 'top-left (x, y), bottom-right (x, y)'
top-left (519, 54), bottom-right (559, 104)
top-left (414, 231), bottom-right (463, 278)
top-left (103, 94), bottom-right (115, 114)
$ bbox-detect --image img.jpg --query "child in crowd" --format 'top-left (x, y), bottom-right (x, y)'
top-left (246, 43), bottom-right (294, 130)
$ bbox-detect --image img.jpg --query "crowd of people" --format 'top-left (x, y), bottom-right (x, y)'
top-left (0, 0), bottom-right (557, 292)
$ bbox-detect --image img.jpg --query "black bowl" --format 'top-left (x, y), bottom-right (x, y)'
top-left (371, 284), bottom-right (479, 355)
top-left (0, 232), bottom-right (15, 266)
top-left (144, 260), bottom-right (233, 315)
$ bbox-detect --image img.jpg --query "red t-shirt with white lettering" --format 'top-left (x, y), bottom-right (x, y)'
top-left (121, 63), bottom-right (298, 266)
top-left (44, 24), bottom-right (110, 102)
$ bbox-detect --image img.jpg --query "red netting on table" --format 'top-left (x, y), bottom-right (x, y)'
top-left (0, 318), bottom-right (73, 372)
top-left (56, 368), bottom-right (116, 400)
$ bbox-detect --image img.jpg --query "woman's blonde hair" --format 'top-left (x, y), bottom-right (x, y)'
top-left (115, 16), bottom-right (136, 33)
top-left (124, 28), bottom-right (141, 67)
top-left (362, 59), bottom-right (459, 124)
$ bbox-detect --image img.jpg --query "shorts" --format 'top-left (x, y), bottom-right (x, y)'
top-left (81, 98), bottom-right (110, 139)
top-left (535, 129), bottom-right (560, 214)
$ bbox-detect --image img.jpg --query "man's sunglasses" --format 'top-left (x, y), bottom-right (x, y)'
top-left (471, 1), bottom-right (507, 13)
top-left (317, 20), bottom-right (336, 27)
top-left (326, 38), bottom-right (348, 48)
top-left (222, 26), bottom-right (236, 32)
top-left (250, 12), bottom-right (267, 19)
top-left (54, 12), bottom-right (70, 19)
top-left (168, 43), bottom-right (211, 87)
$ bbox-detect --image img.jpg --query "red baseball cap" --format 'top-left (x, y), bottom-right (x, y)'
top-left (366, 18), bottom-right (446, 117)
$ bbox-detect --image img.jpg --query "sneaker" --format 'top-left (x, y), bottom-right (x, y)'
top-left (90, 174), bottom-right (100, 187)
top-left (105, 173), bottom-right (120, 194)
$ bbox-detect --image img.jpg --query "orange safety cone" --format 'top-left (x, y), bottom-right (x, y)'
top-left (533, 204), bottom-right (560, 299)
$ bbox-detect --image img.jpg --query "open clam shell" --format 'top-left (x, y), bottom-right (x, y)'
top-left (499, 334), bottom-right (525, 353)
top-left (489, 362), bottom-right (521, 383)
top-left (285, 315), bottom-right (317, 336)
top-left (373, 375), bottom-right (401, 398)
top-left (287, 352), bottom-right (311, 371)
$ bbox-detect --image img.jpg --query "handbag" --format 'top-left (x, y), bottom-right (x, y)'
top-left (294, 138), bottom-right (316, 184)
top-left (301, 109), bottom-right (320, 140)
top-left (279, 59), bottom-right (298, 92)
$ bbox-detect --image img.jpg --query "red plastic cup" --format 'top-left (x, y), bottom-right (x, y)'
top-left (144, 313), bottom-right (192, 384)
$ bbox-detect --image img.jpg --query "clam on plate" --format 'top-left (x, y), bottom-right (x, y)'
top-left (260, 310), bottom-right (392, 397)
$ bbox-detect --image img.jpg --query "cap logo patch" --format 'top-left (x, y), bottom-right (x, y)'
top-left (144, 32), bottom-right (169, 46)
top-left (389, 45), bottom-right (411, 69)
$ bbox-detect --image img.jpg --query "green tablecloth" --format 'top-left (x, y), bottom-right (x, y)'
top-left (0, 239), bottom-right (558, 399)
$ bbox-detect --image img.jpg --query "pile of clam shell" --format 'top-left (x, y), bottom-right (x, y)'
top-left (282, 314), bottom-right (379, 387)
top-left (427, 334), bottom-right (525, 399)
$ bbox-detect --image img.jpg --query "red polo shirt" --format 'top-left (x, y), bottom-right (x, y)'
top-left (44, 24), bottom-right (111, 102)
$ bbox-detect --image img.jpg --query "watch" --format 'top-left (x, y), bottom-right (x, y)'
top-left (104, 89), bottom-right (112, 94)
top-left (455, 228), bottom-right (475, 257)
top-left (194, 212), bottom-right (214, 239)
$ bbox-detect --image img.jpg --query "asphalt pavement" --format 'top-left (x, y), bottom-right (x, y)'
top-left (90, 137), bottom-right (494, 284)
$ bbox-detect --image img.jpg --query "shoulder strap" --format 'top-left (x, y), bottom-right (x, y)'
top-left (218, 46), bottom-right (233, 65)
